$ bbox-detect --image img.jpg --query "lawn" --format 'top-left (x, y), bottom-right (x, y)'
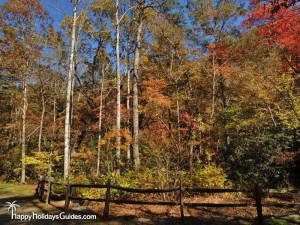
top-left (0, 182), bottom-right (36, 199)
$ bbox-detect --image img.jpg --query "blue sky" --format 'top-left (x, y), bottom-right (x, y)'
top-left (41, 0), bottom-right (73, 28)
top-left (0, 0), bottom-right (83, 30)
top-left (40, 0), bottom-right (93, 29)
top-left (0, 0), bottom-right (188, 29)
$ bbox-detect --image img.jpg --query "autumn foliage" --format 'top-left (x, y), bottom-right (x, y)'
top-left (0, 0), bottom-right (299, 189)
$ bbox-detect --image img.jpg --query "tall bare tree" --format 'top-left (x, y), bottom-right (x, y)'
top-left (21, 77), bottom-right (28, 183)
top-left (64, 0), bottom-right (79, 180)
top-left (115, 0), bottom-right (121, 174)
top-left (132, 0), bottom-right (145, 170)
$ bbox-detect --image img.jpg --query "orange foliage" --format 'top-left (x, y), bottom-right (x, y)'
top-left (142, 79), bottom-right (172, 107)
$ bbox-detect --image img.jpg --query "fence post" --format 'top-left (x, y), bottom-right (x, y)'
top-left (46, 177), bottom-right (53, 204)
top-left (40, 176), bottom-right (45, 202)
top-left (179, 178), bottom-right (185, 223)
top-left (103, 179), bottom-right (111, 219)
top-left (64, 181), bottom-right (71, 212)
top-left (254, 184), bottom-right (264, 225)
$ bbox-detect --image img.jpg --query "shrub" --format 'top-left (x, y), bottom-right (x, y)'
top-left (191, 164), bottom-right (227, 188)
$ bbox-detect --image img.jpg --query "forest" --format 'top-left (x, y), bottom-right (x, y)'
top-left (0, 0), bottom-right (299, 190)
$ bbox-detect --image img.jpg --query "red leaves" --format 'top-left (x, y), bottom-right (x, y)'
top-left (207, 41), bottom-right (230, 59)
top-left (261, 9), bottom-right (300, 56)
top-left (179, 112), bottom-right (200, 133)
top-left (245, 0), bottom-right (300, 70)
top-left (207, 41), bottom-right (234, 79)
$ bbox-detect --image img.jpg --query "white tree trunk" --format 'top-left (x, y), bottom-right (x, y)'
top-left (132, 5), bottom-right (144, 170)
top-left (64, 0), bottom-right (78, 180)
top-left (126, 51), bottom-right (131, 164)
top-left (21, 79), bottom-right (28, 183)
top-left (38, 88), bottom-right (45, 152)
top-left (96, 68), bottom-right (105, 176)
top-left (115, 0), bottom-right (121, 175)
top-left (52, 81), bottom-right (56, 147)
top-left (211, 53), bottom-right (216, 119)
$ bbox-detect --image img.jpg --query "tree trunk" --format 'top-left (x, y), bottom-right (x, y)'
top-left (132, 2), bottom-right (144, 170)
top-left (52, 81), bottom-right (56, 148)
top-left (96, 68), bottom-right (105, 176)
top-left (126, 50), bottom-right (131, 165)
top-left (6, 96), bottom-right (14, 149)
top-left (64, 0), bottom-right (78, 180)
top-left (115, 0), bottom-right (121, 175)
top-left (38, 88), bottom-right (45, 152)
top-left (21, 79), bottom-right (28, 184)
top-left (210, 53), bottom-right (216, 120)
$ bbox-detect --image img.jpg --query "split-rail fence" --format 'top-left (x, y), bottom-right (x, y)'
top-left (35, 177), bottom-right (300, 225)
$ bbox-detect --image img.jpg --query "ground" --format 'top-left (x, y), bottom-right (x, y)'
top-left (0, 182), bottom-right (299, 225)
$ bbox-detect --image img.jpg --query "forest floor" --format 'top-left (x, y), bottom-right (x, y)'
top-left (0, 182), bottom-right (299, 225)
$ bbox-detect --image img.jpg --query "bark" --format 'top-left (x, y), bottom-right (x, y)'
top-left (6, 96), bottom-right (14, 149)
top-left (52, 81), bottom-right (57, 147)
top-left (176, 87), bottom-right (180, 139)
top-left (64, 0), bottom-right (78, 180)
top-left (132, 2), bottom-right (144, 170)
top-left (210, 53), bottom-right (216, 120)
top-left (96, 68), bottom-right (105, 176)
top-left (21, 79), bottom-right (28, 184)
top-left (126, 51), bottom-right (131, 164)
top-left (115, 0), bottom-right (121, 174)
top-left (38, 84), bottom-right (45, 152)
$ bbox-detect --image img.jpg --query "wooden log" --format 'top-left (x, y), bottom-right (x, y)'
top-left (103, 179), bottom-right (111, 219)
top-left (70, 184), bottom-right (106, 188)
top-left (110, 185), bottom-right (179, 193)
top-left (185, 203), bottom-right (256, 207)
top-left (110, 199), bottom-right (178, 206)
top-left (46, 177), bottom-right (53, 204)
top-left (64, 182), bottom-right (71, 212)
top-left (262, 203), bottom-right (300, 208)
top-left (254, 184), bottom-right (264, 225)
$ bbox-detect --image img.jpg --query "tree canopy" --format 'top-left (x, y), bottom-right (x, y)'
top-left (0, 0), bottom-right (299, 188)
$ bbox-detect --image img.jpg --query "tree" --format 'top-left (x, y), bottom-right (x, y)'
top-left (115, 0), bottom-right (121, 174)
top-left (132, 0), bottom-right (146, 170)
top-left (245, 0), bottom-right (300, 75)
top-left (188, 0), bottom-right (244, 121)
top-left (64, 0), bottom-right (81, 180)
top-left (0, 0), bottom-right (50, 183)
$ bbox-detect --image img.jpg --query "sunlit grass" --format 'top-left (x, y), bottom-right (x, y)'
top-left (238, 216), bottom-right (300, 225)
top-left (0, 182), bottom-right (36, 198)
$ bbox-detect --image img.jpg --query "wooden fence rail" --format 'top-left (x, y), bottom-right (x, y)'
top-left (36, 177), bottom-right (300, 225)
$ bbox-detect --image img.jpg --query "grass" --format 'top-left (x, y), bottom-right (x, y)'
top-left (266, 217), bottom-right (300, 225)
top-left (0, 182), bottom-right (36, 198)
top-left (237, 216), bottom-right (300, 225)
